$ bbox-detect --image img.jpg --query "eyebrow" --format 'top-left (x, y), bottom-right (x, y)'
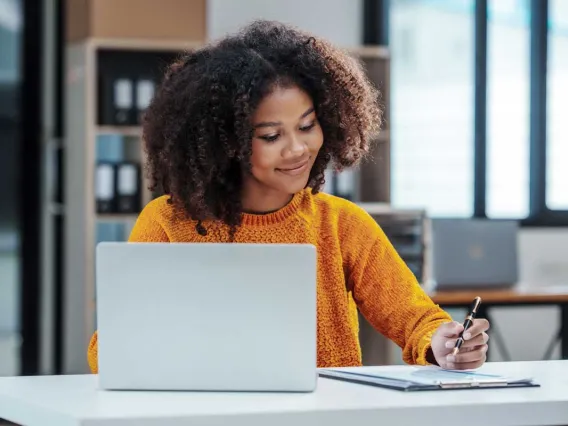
top-left (253, 106), bottom-right (315, 129)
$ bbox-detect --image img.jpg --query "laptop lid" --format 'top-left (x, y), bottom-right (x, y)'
top-left (95, 242), bottom-right (317, 392)
top-left (429, 219), bottom-right (519, 289)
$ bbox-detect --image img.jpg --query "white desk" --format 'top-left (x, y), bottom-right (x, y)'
top-left (1, 361), bottom-right (568, 426)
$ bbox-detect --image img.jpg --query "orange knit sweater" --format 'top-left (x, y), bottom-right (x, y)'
top-left (87, 189), bottom-right (451, 373)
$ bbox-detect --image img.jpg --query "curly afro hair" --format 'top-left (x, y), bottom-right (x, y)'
top-left (143, 19), bottom-right (382, 238)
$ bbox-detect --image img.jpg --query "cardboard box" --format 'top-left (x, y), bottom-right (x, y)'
top-left (66, 0), bottom-right (206, 42)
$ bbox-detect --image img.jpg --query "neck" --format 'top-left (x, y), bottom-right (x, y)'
top-left (241, 185), bottom-right (294, 214)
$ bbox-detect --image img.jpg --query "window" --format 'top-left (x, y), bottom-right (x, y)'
top-left (386, 0), bottom-right (568, 225)
top-left (486, 0), bottom-right (531, 218)
top-left (389, 0), bottom-right (475, 217)
top-left (547, 0), bottom-right (568, 210)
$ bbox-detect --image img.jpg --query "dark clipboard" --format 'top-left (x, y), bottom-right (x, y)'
top-left (318, 369), bottom-right (540, 392)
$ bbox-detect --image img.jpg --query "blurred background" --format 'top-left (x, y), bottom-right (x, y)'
top-left (0, 0), bottom-right (567, 377)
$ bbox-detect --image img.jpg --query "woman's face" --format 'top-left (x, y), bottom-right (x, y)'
top-left (243, 85), bottom-right (324, 206)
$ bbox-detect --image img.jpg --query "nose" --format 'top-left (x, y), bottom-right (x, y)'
top-left (284, 133), bottom-right (308, 158)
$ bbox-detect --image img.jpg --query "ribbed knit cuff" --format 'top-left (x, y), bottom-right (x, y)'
top-left (416, 328), bottom-right (437, 366)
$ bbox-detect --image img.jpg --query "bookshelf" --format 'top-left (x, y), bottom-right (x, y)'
top-left (323, 46), bottom-right (391, 203)
top-left (63, 38), bottom-right (201, 373)
top-left (351, 46), bottom-right (391, 204)
top-left (63, 39), bottom-right (391, 373)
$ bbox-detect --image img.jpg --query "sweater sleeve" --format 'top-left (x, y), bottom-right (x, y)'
top-left (341, 205), bottom-right (452, 365)
top-left (87, 200), bottom-right (169, 374)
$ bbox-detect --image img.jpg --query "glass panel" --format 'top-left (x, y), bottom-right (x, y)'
top-left (547, 0), bottom-right (568, 210)
top-left (486, 0), bottom-right (530, 218)
top-left (0, 0), bottom-right (22, 376)
top-left (390, 0), bottom-right (475, 217)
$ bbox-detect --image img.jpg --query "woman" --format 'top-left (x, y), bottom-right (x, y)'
top-left (88, 20), bottom-right (489, 372)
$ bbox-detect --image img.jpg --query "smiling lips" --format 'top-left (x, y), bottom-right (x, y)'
top-left (276, 159), bottom-right (310, 176)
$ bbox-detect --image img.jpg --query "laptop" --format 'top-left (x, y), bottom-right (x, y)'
top-left (428, 219), bottom-right (519, 290)
top-left (95, 242), bottom-right (317, 392)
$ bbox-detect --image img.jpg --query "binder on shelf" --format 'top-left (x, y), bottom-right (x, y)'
top-left (99, 75), bottom-right (135, 125)
top-left (95, 162), bottom-right (116, 213)
top-left (115, 162), bottom-right (141, 214)
top-left (135, 78), bottom-right (155, 124)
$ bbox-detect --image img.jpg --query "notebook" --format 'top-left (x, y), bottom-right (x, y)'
top-left (318, 366), bottom-right (539, 391)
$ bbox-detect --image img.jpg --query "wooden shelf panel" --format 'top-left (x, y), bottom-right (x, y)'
top-left (88, 38), bottom-right (203, 52)
top-left (96, 214), bottom-right (139, 223)
top-left (349, 45), bottom-right (390, 59)
top-left (96, 126), bottom-right (142, 137)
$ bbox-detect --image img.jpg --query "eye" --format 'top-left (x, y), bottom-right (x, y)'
top-left (300, 121), bottom-right (316, 132)
top-left (260, 134), bottom-right (280, 143)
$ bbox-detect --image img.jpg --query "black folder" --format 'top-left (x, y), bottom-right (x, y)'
top-left (99, 75), bottom-right (135, 125)
top-left (115, 162), bottom-right (141, 213)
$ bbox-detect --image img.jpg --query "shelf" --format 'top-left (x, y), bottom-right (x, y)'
top-left (96, 213), bottom-right (139, 223)
top-left (349, 45), bottom-right (390, 59)
top-left (94, 127), bottom-right (388, 142)
top-left (88, 38), bottom-right (203, 52)
top-left (96, 126), bottom-right (142, 137)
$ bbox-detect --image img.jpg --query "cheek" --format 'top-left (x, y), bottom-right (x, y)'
top-left (310, 127), bottom-right (324, 153)
top-left (250, 140), bottom-right (280, 173)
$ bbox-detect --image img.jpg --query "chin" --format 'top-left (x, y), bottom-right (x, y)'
top-left (282, 177), bottom-right (311, 195)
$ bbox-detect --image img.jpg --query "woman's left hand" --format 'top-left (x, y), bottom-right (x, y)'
top-left (430, 319), bottom-right (490, 370)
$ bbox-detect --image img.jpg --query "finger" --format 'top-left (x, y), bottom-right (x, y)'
top-left (445, 332), bottom-right (489, 349)
top-left (445, 355), bottom-right (487, 371)
top-left (454, 345), bottom-right (475, 353)
top-left (463, 332), bottom-right (489, 348)
top-left (462, 318), bottom-right (490, 340)
top-left (469, 344), bottom-right (490, 352)
top-left (446, 344), bottom-right (488, 364)
top-left (445, 342), bottom-right (477, 353)
top-left (437, 321), bottom-right (464, 338)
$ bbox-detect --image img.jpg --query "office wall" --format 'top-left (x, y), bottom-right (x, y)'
top-left (509, 229), bottom-right (568, 361)
top-left (519, 229), bottom-right (568, 285)
top-left (206, 0), bottom-right (363, 47)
